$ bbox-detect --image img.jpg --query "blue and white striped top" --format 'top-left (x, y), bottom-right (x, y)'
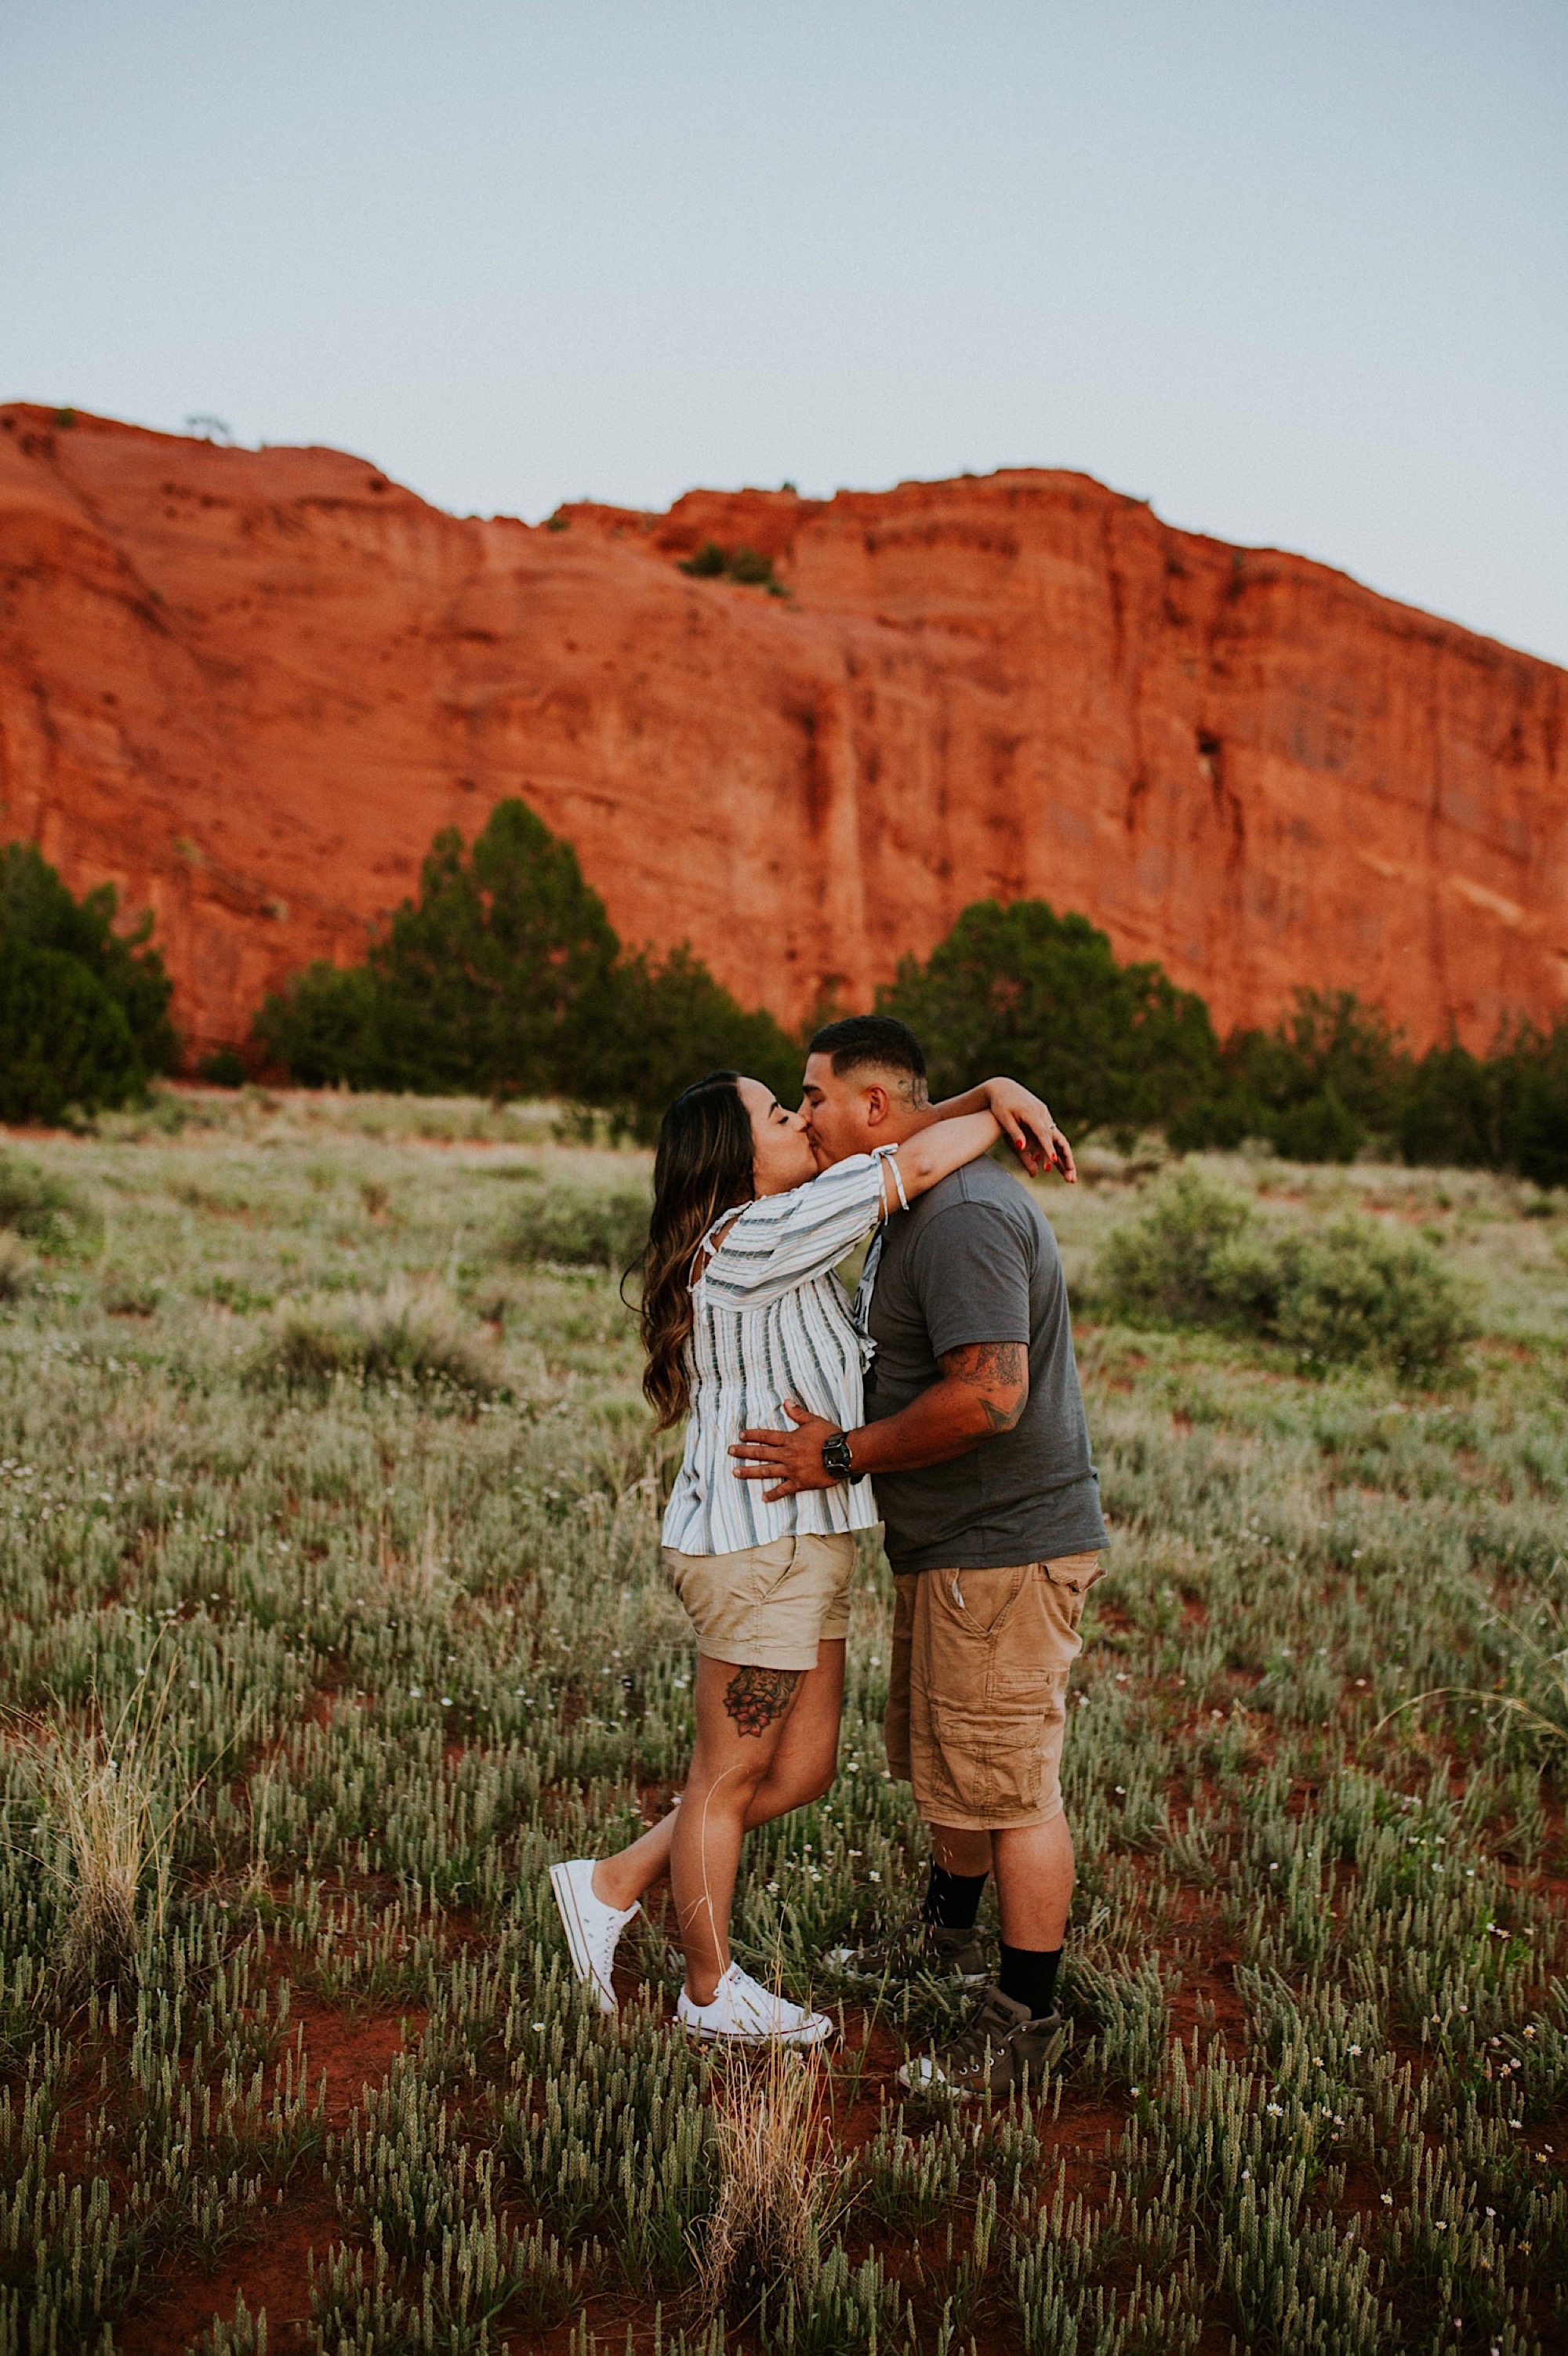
top-left (661, 1149), bottom-right (900, 1556)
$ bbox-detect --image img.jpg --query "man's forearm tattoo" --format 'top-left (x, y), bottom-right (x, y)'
top-left (723, 1664), bottom-right (801, 1737)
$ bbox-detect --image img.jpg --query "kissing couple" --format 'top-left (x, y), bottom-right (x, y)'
top-left (551, 1014), bottom-right (1107, 2095)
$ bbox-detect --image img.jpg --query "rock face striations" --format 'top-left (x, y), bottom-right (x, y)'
top-left (1, 401), bottom-right (1563, 1062)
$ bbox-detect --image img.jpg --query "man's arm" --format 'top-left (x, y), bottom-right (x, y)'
top-left (729, 1340), bottom-right (1029, 1501)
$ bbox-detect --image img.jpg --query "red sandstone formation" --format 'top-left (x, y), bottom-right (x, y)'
top-left (0, 401), bottom-right (1563, 1063)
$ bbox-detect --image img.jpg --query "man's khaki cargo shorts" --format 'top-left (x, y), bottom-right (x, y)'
top-left (884, 1552), bottom-right (1104, 1831)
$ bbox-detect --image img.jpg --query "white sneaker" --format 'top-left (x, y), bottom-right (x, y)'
top-left (677, 1962), bottom-right (833, 2049)
top-left (550, 1858), bottom-right (639, 2014)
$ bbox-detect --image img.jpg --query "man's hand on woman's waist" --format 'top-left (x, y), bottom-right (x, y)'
top-left (730, 1340), bottom-right (1029, 1503)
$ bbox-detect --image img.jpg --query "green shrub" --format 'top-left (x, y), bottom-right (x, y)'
top-left (249, 1281), bottom-right (497, 1398)
top-left (1396, 1018), bottom-right (1568, 1186)
top-left (1096, 1169), bottom-right (1468, 1377)
top-left (1094, 1171), bottom-right (1254, 1326)
top-left (197, 1047), bottom-right (249, 1088)
top-left (725, 545), bottom-right (776, 587)
top-left (677, 540), bottom-right (728, 578)
top-left (501, 1177), bottom-right (651, 1271)
top-left (253, 961), bottom-right (384, 1089)
top-left (675, 541), bottom-right (783, 593)
top-left (1506, 1018), bottom-right (1568, 1188)
top-left (0, 1152), bottom-right (100, 1256)
top-left (1269, 1218), bottom-right (1471, 1378)
top-left (0, 941), bottom-right (142, 1124)
top-left (581, 945), bottom-right (800, 1143)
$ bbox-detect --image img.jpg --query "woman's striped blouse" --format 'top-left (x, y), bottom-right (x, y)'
top-left (660, 1149), bottom-right (896, 1556)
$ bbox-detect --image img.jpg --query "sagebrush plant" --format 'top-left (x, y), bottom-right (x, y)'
top-left (501, 1168), bottom-right (651, 1271)
top-left (0, 1097), bottom-right (1563, 2351)
top-left (249, 1276), bottom-right (498, 1398)
top-left (0, 1149), bottom-right (100, 1255)
top-left (1095, 1165), bottom-right (1471, 1375)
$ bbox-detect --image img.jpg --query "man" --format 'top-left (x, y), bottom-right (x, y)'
top-left (731, 1013), bottom-right (1107, 2094)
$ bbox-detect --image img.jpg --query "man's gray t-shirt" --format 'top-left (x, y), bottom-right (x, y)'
top-left (860, 1158), bottom-right (1108, 1575)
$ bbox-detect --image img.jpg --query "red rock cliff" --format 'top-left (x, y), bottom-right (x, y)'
top-left (1, 401), bottom-right (1563, 1062)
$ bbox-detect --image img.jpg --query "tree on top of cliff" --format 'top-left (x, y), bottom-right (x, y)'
top-left (254, 800), bottom-right (798, 1134)
top-left (0, 843), bottom-right (176, 1124)
top-left (878, 899), bottom-right (1222, 1145)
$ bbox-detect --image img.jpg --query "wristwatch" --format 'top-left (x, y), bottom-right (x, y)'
top-left (821, 1428), bottom-right (855, 1482)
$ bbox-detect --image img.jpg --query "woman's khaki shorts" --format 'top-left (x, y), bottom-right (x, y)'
top-left (884, 1553), bottom-right (1104, 1831)
top-left (662, 1533), bottom-right (857, 1672)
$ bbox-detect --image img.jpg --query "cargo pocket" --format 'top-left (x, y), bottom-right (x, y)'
top-left (925, 1700), bottom-right (1047, 1819)
top-left (1042, 1553), bottom-right (1105, 1600)
top-left (935, 1562), bottom-right (1029, 1639)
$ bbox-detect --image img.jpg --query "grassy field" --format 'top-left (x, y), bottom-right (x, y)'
top-left (1, 1086), bottom-right (1566, 2356)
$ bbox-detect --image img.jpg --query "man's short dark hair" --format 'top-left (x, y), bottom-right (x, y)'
top-left (808, 1014), bottom-right (927, 1087)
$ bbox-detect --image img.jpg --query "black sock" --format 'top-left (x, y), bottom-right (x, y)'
top-left (999, 1943), bottom-right (1062, 2020)
top-left (921, 1863), bottom-right (988, 1931)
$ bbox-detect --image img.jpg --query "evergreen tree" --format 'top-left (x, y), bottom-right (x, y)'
top-left (368, 801), bottom-right (621, 1096)
top-left (256, 800), bottom-right (797, 1129)
top-left (0, 844), bottom-right (176, 1120)
top-left (1177, 990), bottom-right (1407, 1161)
top-left (0, 843), bottom-right (176, 1073)
top-left (878, 899), bottom-right (1222, 1142)
top-left (587, 945), bottom-right (800, 1138)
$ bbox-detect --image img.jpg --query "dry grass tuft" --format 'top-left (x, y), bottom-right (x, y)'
top-left (30, 1686), bottom-right (180, 1989)
top-left (696, 2031), bottom-right (841, 2314)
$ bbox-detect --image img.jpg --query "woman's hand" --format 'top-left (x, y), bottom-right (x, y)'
top-left (982, 1080), bottom-right (1076, 1182)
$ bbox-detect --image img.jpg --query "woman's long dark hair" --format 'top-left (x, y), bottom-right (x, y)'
top-left (639, 1070), bottom-right (755, 1428)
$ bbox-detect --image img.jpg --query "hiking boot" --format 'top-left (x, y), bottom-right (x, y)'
top-left (898, 1983), bottom-right (1068, 2096)
top-left (826, 1919), bottom-right (990, 1988)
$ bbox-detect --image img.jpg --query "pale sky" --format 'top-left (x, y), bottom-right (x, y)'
top-left (5, 1), bottom-right (1566, 664)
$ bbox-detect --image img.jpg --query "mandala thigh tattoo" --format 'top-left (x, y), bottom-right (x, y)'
top-left (723, 1664), bottom-right (801, 1737)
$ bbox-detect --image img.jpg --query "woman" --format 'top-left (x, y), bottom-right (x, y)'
top-left (551, 1067), bottom-right (1059, 2046)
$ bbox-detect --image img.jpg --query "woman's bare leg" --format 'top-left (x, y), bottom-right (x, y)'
top-left (591, 1643), bottom-right (846, 1915)
top-left (670, 1650), bottom-right (845, 2006)
top-left (745, 1638), bottom-right (845, 1821)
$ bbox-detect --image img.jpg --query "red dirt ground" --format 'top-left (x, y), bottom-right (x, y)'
top-left (116, 1998), bottom-right (416, 2354)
